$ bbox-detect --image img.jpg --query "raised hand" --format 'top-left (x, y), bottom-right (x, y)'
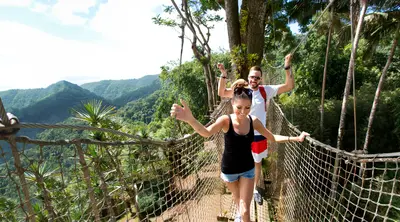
top-left (284, 54), bottom-right (292, 67)
top-left (217, 63), bottom-right (226, 73)
top-left (170, 99), bottom-right (194, 123)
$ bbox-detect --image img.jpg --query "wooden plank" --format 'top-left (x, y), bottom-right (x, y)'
top-left (256, 200), bottom-right (270, 222)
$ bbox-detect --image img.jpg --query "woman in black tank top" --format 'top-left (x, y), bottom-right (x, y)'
top-left (171, 81), bottom-right (309, 222)
top-left (221, 114), bottom-right (254, 175)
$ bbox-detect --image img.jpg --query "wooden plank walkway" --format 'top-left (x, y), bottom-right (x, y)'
top-left (150, 187), bottom-right (271, 222)
top-left (227, 195), bottom-right (271, 222)
top-left (148, 139), bottom-right (273, 222)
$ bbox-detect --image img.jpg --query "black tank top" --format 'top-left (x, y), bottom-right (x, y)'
top-left (221, 115), bottom-right (255, 174)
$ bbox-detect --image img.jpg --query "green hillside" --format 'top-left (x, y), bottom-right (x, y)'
top-left (0, 81), bottom-right (81, 111)
top-left (81, 75), bottom-right (159, 101)
top-left (0, 77), bottom-right (161, 139)
top-left (112, 80), bottom-right (161, 107)
top-left (117, 89), bottom-right (162, 123)
top-left (0, 81), bottom-right (106, 138)
top-left (12, 81), bottom-right (107, 124)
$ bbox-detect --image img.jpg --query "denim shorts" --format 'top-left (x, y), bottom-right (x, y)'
top-left (220, 167), bottom-right (255, 183)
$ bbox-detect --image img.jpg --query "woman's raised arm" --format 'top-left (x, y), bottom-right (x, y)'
top-left (171, 99), bottom-right (226, 138)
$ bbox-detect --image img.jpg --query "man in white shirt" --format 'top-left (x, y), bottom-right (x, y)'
top-left (217, 54), bottom-right (294, 205)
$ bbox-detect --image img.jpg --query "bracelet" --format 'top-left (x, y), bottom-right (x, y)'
top-left (284, 65), bottom-right (291, 70)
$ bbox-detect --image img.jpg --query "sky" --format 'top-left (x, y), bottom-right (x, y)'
top-left (0, 0), bottom-right (299, 91)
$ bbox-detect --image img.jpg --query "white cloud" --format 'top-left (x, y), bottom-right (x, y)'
top-left (0, 20), bottom-right (178, 91)
top-left (0, 1), bottom-right (229, 91)
top-left (51, 0), bottom-right (96, 25)
top-left (31, 2), bottom-right (50, 13)
top-left (90, 0), bottom-right (187, 63)
top-left (0, 0), bottom-right (31, 7)
top-left (90, 0), bottom-right (228, 67)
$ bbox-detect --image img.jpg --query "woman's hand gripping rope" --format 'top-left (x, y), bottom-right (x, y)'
top-left (297, 131), bottom-right (310, 142)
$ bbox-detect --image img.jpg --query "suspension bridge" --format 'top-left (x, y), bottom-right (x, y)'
top-left (0, 96), bottom-right (399, 222)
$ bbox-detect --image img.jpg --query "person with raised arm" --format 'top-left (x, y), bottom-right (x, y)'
top-left (217, 54), bottom-right (295, 205)
top-left (171, 83), bottom-right (308, 222)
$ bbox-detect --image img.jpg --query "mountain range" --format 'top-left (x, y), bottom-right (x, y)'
top-left (0, 75), bottom-right (160, 138)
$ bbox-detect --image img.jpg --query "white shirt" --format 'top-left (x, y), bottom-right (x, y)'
top-left (0, 113), bottom-right (19, 124)
top-left (250, 85), bottom-right (279, 135)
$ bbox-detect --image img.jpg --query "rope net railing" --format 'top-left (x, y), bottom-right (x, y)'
top-left (265, 100), bottom-right (400, 222)
top-left (1, 97), bottom-right (399, 221)
top-left (0, 99), bottom-right (233, 222)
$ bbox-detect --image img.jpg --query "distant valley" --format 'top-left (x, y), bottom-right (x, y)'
top-left (0, 75), bottom-right (160, 139)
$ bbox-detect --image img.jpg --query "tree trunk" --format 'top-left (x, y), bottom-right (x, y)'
top-left (363, 23), bottom-right (399, 152)
top-left (331, 0), bottom-right (367, 207)
top-left (225, 0), bottom-right (244, 78)
top-left (336, 0), bottom-right (367, 150)
top-left (225, 0), bottom-right (241, 51)
top-left (171, 0), bottom-right (216, 110)
top-left (321, 22), bottom-right (333, 140)
top-left (224, 0), bottom-right (267, 79)
top-left (202, 64), bottom-right (214, 111)
top-left (350, 0), bottom-right (361, 152)
top-left (246, 0), bottom-right (267, 66)
top-left (239, 0), bottom-right (248, 45)
top-left (206, 63), bottom-right (218, 108)
top-left (350, 0), bottom-right (360, 42)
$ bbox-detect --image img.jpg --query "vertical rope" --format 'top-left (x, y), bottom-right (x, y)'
top-left (173, 9), bottom-right (187, 138)
top-left (57, 146), bottom-right (72, 220)
top-left (352, 50), bottom-right (358, 151)
top-left (36, 145), bottom-right (57, 220)
top-left (8, 136), bottom-right (36, 221)
top-left (171, 142), bottom-right (191, 222)
top-left (76, 143), bottom-right (101, 222)
top-left (321, 5), bottom-right (333, 140)
top-left (95, 144), bottom-right (116, 221)
top-left (0, 141), bottom-right (31, 220)
top-left (383, 158), bottom-right (399, 220)
top-left (104, 144), bottom-right (135, 219)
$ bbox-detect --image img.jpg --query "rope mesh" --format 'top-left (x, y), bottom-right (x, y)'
top-left (0, 100), bottom-right (234, 221)
top-left (0, 98), bottom-right (399, 221)
top-left (265, 100), bottom-right (400, 222)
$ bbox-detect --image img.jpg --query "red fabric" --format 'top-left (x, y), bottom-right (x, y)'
top-left (258, 85), bottom-right (267, 111)
top-left (251, 139), bottom-right (268, 154)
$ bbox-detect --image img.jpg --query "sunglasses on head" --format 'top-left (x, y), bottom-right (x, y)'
top-left (234, 87), bottom-right (252, 97)
top-left (249, 76), bottom-right (261, 80)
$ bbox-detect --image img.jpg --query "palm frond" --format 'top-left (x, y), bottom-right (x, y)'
top-left (338, 23), bottom-right (351, 46)
top-left (71, 99), bottom-right (116, 127)
top-left (362, 11), bottom-right (399, 58)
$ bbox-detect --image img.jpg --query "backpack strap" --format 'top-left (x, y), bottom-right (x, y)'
top-left (258, 85), bottom-right (267, 111)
